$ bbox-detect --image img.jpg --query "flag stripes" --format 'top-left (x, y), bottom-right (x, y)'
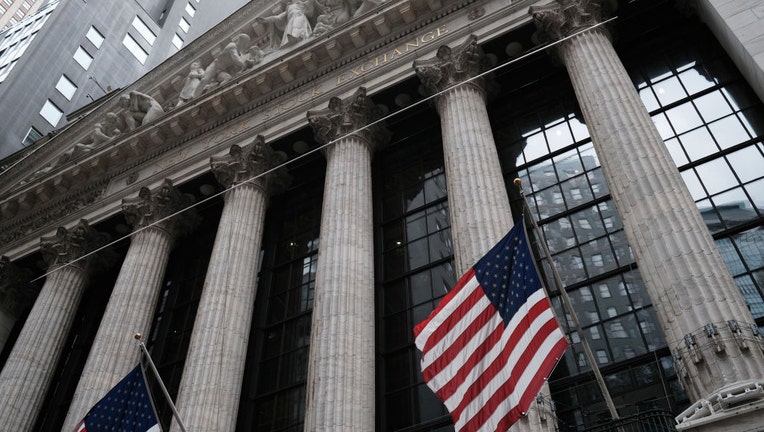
top-left (414, 221), bottom-right (568, 431)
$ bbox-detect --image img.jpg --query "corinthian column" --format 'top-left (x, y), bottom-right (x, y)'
top-left (304, 87), bottom-right (389, 432)
top-left (171, 136), bottom-right (287, 432)
top-left (414, 35), bottom-right (513, 275)
top-left (0, 220), bottom-right (107, 432)
top-left (531, 1), bottom-right (764, 429)
top-left (63, 180), bottom-right (195, 432)
top-left (414, 37), bottom-right (554, 432)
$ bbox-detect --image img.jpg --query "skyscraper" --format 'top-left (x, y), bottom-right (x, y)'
top-left (0, 0), bottom-right (249, 160)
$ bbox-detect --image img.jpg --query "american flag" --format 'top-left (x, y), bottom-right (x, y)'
top-left (414, 221), bottom-right (568, 431)
top-left (73, 364), bottom-right (161, 432)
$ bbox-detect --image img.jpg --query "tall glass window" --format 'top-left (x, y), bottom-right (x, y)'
top-left (487, 6), bottom-right (695, 428)
top-left (237, 154), bottom-right (324, 432)
top-left (374, 90), bottom-right (455, 431)
top-left (623, 9), bottom-right (764, 321)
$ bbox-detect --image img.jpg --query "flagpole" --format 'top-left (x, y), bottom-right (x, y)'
top-left (514, 178), bottom-right (620, 421)
top-left (134, 333), bottom-right (189, 432)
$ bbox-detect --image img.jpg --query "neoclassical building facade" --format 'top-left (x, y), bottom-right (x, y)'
top-left (0, 0), bottom-right (763, 431)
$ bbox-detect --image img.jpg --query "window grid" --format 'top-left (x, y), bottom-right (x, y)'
top-left (247, 172), bottom-right (324, 432)
top-left (378, 125), bottom-right (455, 430)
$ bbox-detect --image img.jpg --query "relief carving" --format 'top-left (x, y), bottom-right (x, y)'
top-left (118, 91), bottom-right (165, 132)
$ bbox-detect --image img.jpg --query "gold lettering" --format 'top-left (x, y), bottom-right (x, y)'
top-left (359, 61), bottom-right (375, 72)
top-left (282, 97), bottom-right (297, 111)
top-left (436, 25), bottom-right (448, 37)
top-left (337, 74), bottom-right (346, 85)
top-left (311, 86), bottom-right (321, 97)
top-left (404, 40), bottom-right (420, 51)
top-left (297, 91), bottom-right (311, 102)
top-left (421, 31), bottom-right (435, 43)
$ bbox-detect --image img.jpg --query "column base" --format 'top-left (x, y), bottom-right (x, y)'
top-left (675, 380), bottom-right (764, 431)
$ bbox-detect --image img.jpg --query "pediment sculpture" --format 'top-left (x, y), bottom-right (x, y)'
top-left (18, 0), bottom-right (389, 186)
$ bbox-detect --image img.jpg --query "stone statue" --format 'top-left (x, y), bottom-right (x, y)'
top-left (257, 0), bottom-right (316, 50)
top-left (177, 61), bottom-right (205, 107)
top-left (256, 4), bottom-right (288, 52)
top-left (118, 91), bottom-right (164, 131)
top-left (245, 45), bottom-right (265, 70)
top-left (103, 112), bottom-right (123, 136)
top-left (281, 0), bottom-right (314, 47)
top-left (200, 34), bottom-right (251, 93)
top-left (313, 0), bottom-right (352, 36)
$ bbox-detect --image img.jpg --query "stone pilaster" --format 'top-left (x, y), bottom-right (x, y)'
top-left (0, 221), bottom-right (107, 432)
top-left (62, 180), bottom-right (195, 432)
top-left (170, 136), bottom-right (287, 432)
top-left (414, 35), bottom-right (513, 275)
top-left (303, 87), bottom-right (388, 432)
top-left (415, 37), bottom-right (554, 432)
top-left (531, 1), bottom-right (764, 429)
top-left (0, 257), bottom-right (37, 352)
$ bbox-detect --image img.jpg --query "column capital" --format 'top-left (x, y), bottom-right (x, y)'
top-left (210, 135), bottom-right (290, 193)
top-left (413, 35), bottom-right (496, 97)
top-left (122, 179), bottom-right (197, 235)
top-left (530, 0), bottom-right (614, 42)
top-left (307, 87), bottom-right (390, 150)
top-left (39, 220), bottom-right (109, 270)
top-left (0, 256), bottom-right (38, 315)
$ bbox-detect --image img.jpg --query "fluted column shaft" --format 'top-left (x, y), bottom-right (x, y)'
top-left (305, 135), bottom-right (375, 432)
top-left (304, 88), bottom-right (386, 432)
top-left (415, 37), bottom-right (551, 432)
top-left (172, 185), bottom-right (267, 432)
top-left (62, 180), bottom-right (194, 432)
top-left (531, 0), bottom-right (764, 404)
top-left (415, 35), bottom-right (513, 275)
top-left (171, 137), bottom-right (285, 432)
top-left (0, 221), bottom-right (105, 432)
top-left (435, 82), bottom-right (513, 274)
top-left (61, 227), bottom-right (174, 431)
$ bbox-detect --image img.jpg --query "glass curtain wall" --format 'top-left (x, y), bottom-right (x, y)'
top-left (238, 154), bottom-right (324, 432)
top-left (375, 104), bottom-right (455, 432)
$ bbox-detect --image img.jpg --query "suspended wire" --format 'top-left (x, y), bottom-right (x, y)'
top-left (17, 17), bottom-right (617, 284)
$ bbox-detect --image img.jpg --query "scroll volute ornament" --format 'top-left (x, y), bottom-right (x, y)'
top-left (39, 220), bottom-right (109, 270)
top-left (413, 34), bottom-right (496, 97)
top-left (529, 0), bottom-right (615, 42)
top-left (306, 87), bottom-right (390, 148)
top-left (211, 135), bottom-right (290, 192)
top-left (122, 179), bottom-right (197, 235)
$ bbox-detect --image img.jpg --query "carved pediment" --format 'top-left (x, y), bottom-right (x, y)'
top-left (0, 0), bottom-right (457, 249)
